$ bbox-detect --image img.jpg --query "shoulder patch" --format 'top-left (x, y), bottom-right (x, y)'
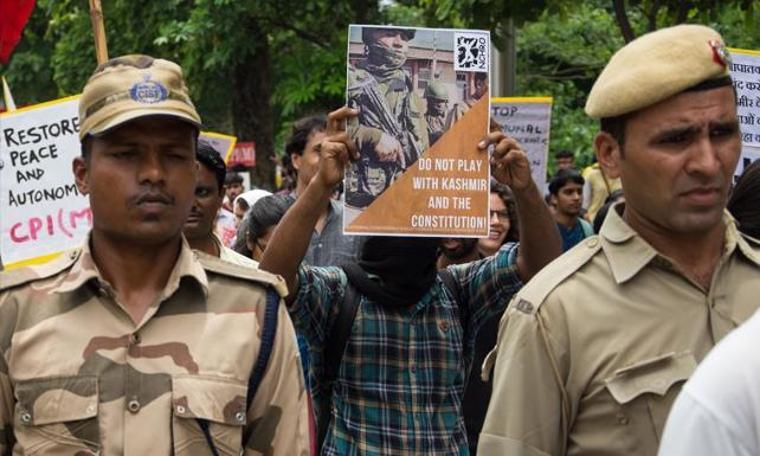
top-left (196, 252), bottom-right (288, 297)
top-left (514, 236), bottom-right (602, 314)
top-left (0, 250), bottom-right (80, 292)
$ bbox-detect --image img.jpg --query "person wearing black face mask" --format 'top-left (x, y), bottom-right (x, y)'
top-left (260, 107), bottom-right (561, 455)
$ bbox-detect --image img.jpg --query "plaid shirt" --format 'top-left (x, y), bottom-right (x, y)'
top-left (291, 243), bottom-right (522, 455)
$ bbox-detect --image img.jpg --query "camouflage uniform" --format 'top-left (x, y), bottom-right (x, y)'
top-left (346, 61), bottom-right (429, 208)
top-left (0, 237), bottom-right (309, 455)
top-left (424, 81), bottom-right (449, 146)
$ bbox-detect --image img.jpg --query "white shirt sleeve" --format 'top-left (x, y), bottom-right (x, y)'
top-left (659, 390), bottom-right (755, 456)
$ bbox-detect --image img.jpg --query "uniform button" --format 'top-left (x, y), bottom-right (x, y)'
top-left (616, 413), bottom-right (629, 425)
top-left (176, 405), bottom-right (186, 415)
top-left (129, 332), bottom-right (141, 345)
top-left (127, 399), bottom-right (141, 413)
top-left (20, 412), bottom-right (32, 424)
top-left (586, 238), bottom-right (599, 248)
top-left (235, 412), bottom-right (245, 423)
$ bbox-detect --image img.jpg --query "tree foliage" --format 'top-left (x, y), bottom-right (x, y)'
top-left (2, 0), bottom-right (759, 184)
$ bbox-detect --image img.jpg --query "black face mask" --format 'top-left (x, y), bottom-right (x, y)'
top-left (366, 42), bottom-right (407, 69)
top-left (343, 236), bottom-right (440, 308)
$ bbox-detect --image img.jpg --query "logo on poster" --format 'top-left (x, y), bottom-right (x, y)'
top-left (454, 32), bottom-right (489, 72)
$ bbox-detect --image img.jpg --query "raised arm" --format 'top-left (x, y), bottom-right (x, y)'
top-left (479, 133), bottom-right (561, 282)
top-left (259, 107), bottom-right (358, 300)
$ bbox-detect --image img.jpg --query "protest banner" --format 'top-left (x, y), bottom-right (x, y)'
top-left (0, 95), bottom-right (90, 269)
top-left (730, 48), bottom-right (760, 148)
top-left (344, 25), bottom-right (491, 237)
top-left (491, 97), bottom-right (552, 188)
top-left (228, 141), bottom-right (256, 167)
top-left (199, 131), bottom-right (237, 163)
top-left (730, 48), bottom-right (760, 181)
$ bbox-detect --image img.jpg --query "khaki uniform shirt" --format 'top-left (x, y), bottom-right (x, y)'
top-left (0, 237), bottom-right (309, 456)
top-left (479, 206), bottom-right (760, 456)
top-left (212, 233), bottom-right (260, 268)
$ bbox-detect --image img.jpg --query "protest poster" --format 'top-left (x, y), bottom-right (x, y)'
top-left (730, 48), bottom-right (760, 182)
top-left (491, 97), bottom-right (553, 188)
top-left (199, 131), bottom-right (237, 163)
top-left (730, 48), bottom-right (760, 148)
top-left (344, 25), bottom-right (491, 237)
top-left (0, 95), bottom-right (90, 269)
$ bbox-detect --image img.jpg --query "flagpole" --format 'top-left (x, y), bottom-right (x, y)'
top-left (2, 76), bottom-right (17, 112)
top-left (88, 0), bottom-right (108, 64)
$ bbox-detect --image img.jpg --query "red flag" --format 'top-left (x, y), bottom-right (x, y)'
top-left (0, 0), bottom-right (36, 65)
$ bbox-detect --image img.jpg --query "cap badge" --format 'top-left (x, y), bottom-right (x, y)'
top-left (129, 74), bottom-right (168, 104)
top-left (708, 40), bottom-right (731, 68)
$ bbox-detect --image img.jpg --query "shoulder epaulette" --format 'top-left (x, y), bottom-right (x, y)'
top-left (197, 252), bottom-right (288, 298)
top-left (0, 249), bottom-right (80, 292)
top-left (513, 236), bottom-right (603, 315)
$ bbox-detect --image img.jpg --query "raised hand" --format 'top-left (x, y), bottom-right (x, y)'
top-left (315, 106), bottom-right (360, 188)
top-left (478, 132), bottom-right (533, 191)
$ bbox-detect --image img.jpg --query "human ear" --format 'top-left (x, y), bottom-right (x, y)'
top-left (594, 132), bottom-right (622, 179)
top-left (72, 157), bottom-right (90, 195)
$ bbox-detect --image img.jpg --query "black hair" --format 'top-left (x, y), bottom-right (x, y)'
top-left (196, 140), bottom-right (226, 192)
top-left (491, 178), bottom-right (519, 243)
top-left (232, 195), bottom-right (294, 257)
top-left (728, 160), bottom-right (760, 239)
top-left (600, 115), bottom-right (627, 148)
top-left (549, 168), bottom-right (585, 196)
top-left (285, 115), bottom-right (327, 158)
top-left (225, 171), bottom-right (243, 186)
top-left (81, 137), bottom-right (92, 161)
top-left (554, 150), bottom-right (574, 160)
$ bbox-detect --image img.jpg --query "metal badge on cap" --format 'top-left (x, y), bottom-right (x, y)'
top-left (709, 39), bottom-right (731, 68)
top-left (129, 74), bottom-right (169, 104)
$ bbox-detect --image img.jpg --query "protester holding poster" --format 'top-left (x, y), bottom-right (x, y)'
top-left (260, 106), bottom-right (560, 455)
top-left (0, 54), bottom-right (309, 455)
top-left (344, 25), bottom-right (492, 237)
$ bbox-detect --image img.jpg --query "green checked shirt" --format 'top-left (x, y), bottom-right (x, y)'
top-left (290, 243), bottom-right (522, 455)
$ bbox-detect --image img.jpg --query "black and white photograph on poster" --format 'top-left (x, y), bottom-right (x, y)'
top-left (344, 25), bottom-right (490, 229)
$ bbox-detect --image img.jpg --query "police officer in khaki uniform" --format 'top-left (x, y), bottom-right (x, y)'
top-left (345, 27), bottom-right (429, 208)
top-left (479, 25), bottom-right (760, 456)
top-left (0, 55), bottom-right (309, 455)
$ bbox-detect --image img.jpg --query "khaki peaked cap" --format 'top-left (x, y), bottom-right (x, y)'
top-left (585, 24), bottom-right (731, 119)
top-left (79, 54), bottom-right (201, 139)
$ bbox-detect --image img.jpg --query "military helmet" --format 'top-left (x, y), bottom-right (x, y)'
top-left (424, 81), bottom-right (449, 101)
top-left (361, 27), bottom-right (416, 44)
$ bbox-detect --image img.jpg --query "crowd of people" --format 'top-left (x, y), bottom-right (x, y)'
top-left (1, 22), bottom-right (760, 456)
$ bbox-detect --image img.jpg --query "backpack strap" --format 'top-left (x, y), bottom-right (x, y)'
top-left (317, 276), bottom-right (361, 449)
top-left (237, 288), bottom-right (280, 449)
top-left (246, 288), bottom-right (281, 409)
top-left (438, 268), bottom-right (468, 331)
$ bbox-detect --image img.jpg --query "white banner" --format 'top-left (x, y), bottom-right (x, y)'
top-left (0, 96), bottom-right (90, 267)
top-left (490, 97), bottom-right (553, 188)
top-left (730, 48), bottom-right (760, 147)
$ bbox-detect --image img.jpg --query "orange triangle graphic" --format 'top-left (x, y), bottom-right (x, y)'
top-left (346, 96), bottom-right (490, 236)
